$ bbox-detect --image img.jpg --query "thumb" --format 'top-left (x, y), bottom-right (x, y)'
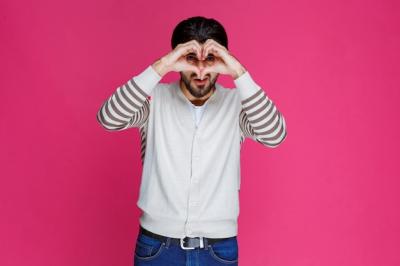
top-left (186, 65), bottom-right (200, 77)
top-left (200, 66), bottom-right (216, 80)
top-left (193, 67), bottom-right (201, 78)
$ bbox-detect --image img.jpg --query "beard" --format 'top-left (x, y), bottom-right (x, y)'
top-left (180, 73), bottom-right (217, 98)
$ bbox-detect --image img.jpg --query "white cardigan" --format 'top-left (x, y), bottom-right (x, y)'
top-left (97, 65), bottom-right (287, 238)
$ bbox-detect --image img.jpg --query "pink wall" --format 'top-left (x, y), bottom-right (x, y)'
top-left (1, 0), bottom-right (399, 265)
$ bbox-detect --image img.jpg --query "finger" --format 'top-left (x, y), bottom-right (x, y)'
top-left (209, 39), bottom-right (227, 50)
top-left (203, 41), bottom-right (220, 59)
top-left (203, 40), bottom-right (229, 60)
top-left (203, 45), bottom-right (218, 61)
top-left (185, 47), bottom-right (200, 59)
top-left (179, 57), bottom-right (201, 76)
top-left (174, 41), bottom-right (202, 61)
top-left (183, 40), bottom-right (203, 60)
top-left (202, 39), bottom-right (222, 59)
top-left (179, 39), bottom-right (202, 51)
top-left (200, 65), bottom-right (217, 80)
top-left (205, 44), bottom-right (230, 63)
top-left (201, 39), bottom-right (212, 59)
top-left (188, 40), bottom-right (203, 59)
top-left (202, 38), bottom-right (213, 49)
top-left (201, 39), bottom-right (213, 59)
top-left (187, 64), bottom-right (200, 77)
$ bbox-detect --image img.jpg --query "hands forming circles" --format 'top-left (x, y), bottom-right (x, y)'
top-left (161, 39), bottom-right (246, 80)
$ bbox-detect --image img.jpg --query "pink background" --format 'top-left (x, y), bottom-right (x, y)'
top-left (1, 0), bottom-right (399, 265)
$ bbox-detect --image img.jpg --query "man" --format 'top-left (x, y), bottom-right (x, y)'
top-left (97, 16), bottom-right (287, 266)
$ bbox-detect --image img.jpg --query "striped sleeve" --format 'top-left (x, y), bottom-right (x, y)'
top-left (235, 71), bottom-right (287, 148)
top-left (96, 65), bottom-right (162, 131)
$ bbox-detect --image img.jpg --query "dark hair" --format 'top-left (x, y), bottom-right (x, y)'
top-left (171, 16), bottom-right (228, 50)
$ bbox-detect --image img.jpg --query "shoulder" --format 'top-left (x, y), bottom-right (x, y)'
top-left (148, 82), bottom-right (176, 101)
top-left (217, 83), bottom-right (240, 101)
top-left (215, 83), bottom-right (242, 113)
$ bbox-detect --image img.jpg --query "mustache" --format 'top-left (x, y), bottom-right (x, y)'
top-left (191, 74), bottom-right (210, 79)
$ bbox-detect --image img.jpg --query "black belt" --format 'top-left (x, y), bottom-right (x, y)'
top-left (139, 225), bottom-right (235, 249)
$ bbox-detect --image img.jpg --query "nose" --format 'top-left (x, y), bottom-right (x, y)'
top-left (196, 60), bottom-right (207, 72)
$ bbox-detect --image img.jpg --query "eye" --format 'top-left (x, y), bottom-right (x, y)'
top-left (205, 55), bottom-right (215, 62)
top-left (186, 54), bottom-right (198, 61)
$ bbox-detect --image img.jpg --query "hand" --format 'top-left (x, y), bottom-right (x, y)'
top-left (199, 39), bottom-right (246, 80)
top-left (152, 40), bottom-right (203, 77)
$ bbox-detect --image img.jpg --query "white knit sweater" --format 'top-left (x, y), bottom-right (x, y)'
top-left (97, 65), bottom-right (287, 238)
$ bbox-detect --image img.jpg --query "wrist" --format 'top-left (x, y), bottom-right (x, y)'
top-left (152, 57), bottom-right (169, 77)
top-left (232, 65), bottom-right (246, 80)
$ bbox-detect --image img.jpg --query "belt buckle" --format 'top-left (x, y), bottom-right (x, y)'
top-left (180, 236), bottom-right (204, 250)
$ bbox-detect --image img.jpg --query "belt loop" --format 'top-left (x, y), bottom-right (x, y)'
top-left (204, 237), bottom-right (208, 250)
top-left (165, 237), bottom-right (171, 249)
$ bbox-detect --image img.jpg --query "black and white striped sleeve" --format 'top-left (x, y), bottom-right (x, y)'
top-left (235, 71), bottom-right (287, 148)
top-left (96, 65), bottom-right (161, 131)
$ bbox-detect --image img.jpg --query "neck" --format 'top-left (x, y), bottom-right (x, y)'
top-left (179, 79), bottom-right (215, 106)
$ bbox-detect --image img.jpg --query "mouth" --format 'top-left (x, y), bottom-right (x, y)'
top-left (193, 77), bottom-right (208, 85)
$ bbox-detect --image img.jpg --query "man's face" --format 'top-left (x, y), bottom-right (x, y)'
top-left (180, 52), bottom-right (219, 98)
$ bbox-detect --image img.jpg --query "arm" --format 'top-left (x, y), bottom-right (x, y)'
top-left (96, 64), bottom-right (162, 131)
top-left (96, 40), bottom-right (203, 132)
top-left (235, 71), bottom-right (287, 148)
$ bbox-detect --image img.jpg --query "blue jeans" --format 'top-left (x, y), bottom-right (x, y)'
top-left (133, 229), bottom-right (239, 266)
